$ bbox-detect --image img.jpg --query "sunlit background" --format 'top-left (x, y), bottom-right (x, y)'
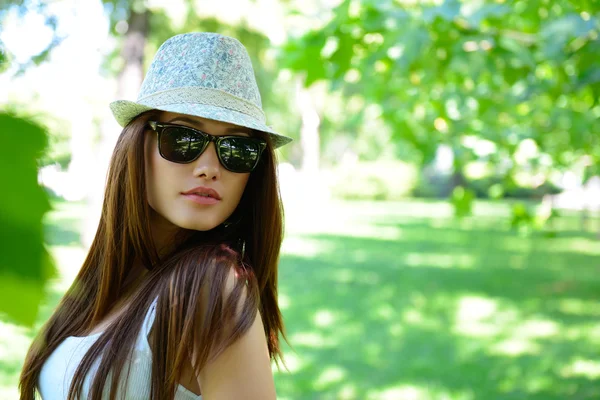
top-left (1, 0), bottom-right (599, 399)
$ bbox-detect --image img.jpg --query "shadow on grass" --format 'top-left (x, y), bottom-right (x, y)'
top-left (275, 219), bottom-right (600, 399)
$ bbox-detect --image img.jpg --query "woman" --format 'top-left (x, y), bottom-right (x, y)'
top-left (19, 32), bottom-right (293, 399)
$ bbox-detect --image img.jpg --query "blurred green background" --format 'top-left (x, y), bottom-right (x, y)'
top-left (1, 0), bottom-right (599, 399)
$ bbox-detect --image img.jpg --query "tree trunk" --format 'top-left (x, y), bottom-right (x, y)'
top-left (116, 10), bottom-right (150, 100)
top-left (296, 80), bottom-right (320, 175)
top-left (83, 9), bottom-right (150, 247)
top-left (290, 78), bottom-right (330, 215)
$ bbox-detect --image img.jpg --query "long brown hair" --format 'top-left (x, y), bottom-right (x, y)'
top-left (19, 110), bottom-right (287, 399)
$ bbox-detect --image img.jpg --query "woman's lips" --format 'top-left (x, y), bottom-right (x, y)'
top-left (181, 186), bottom-right (221, 200)
top-left (182, 193), bottom-right (220, 205)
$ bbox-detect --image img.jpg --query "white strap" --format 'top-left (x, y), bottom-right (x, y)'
top-left (140, 297), bottom-right (159, 351)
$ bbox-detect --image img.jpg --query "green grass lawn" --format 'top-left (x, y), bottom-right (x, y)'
top-left (1, 199), bottom-right (599, 399)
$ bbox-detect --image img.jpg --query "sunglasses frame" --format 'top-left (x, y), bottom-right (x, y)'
top-left (148, 121), bottom-right (267, 173)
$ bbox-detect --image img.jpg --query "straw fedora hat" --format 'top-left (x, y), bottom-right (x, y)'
top-left (109, 32), bottom-right (292, 148)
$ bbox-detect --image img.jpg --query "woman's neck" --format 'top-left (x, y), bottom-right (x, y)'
top-left (149, 208), bottom-right (181, 257)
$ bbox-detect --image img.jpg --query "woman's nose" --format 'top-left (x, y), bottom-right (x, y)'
top-left (193, 142), bottom-right (221, 180)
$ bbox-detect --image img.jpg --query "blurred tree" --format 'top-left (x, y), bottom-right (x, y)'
top-left (0, 2), bottom-right (60, 326)
top-left (0, 0), bottom-right (64, 74)
top-left (280, 0), bottom-right (600, 212)
top-left (105, 0), bottom-right (150, 101)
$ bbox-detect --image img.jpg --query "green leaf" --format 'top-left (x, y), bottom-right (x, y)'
top-left (497, 36), bottom-right (536, 70)
top-left (423, 0), bottom-right (461, 23)
top-left (540, 14), bottom-right (597, 60)
top-left (280, 31), bottom-right (328, 86)
top-left (0, 112), bottom-right (56, 326)
top-left (397, 26), bottom-right (430, 70)
top-left (541, 14), bottom-right (597, 41)
top-left (464, 4), bottom-right (510, 26)
top-left (329, 33), bottom-right (355, 80)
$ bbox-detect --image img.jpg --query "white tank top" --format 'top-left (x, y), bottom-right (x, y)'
top-left (39, 298), bottom-right (201, 399)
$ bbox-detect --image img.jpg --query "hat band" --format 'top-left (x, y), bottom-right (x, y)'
top-left (137, 87), bottom-right (266, 123)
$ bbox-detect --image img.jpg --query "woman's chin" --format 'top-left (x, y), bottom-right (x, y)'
top-left (176, 219), bottom-right (224, 232)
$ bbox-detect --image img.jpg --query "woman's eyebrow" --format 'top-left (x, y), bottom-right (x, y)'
top-left (168, 116), bottom-right (252, 136)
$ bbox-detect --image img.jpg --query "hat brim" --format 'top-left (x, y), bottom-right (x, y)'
top-left (109, 100), bottom-right (292, 149)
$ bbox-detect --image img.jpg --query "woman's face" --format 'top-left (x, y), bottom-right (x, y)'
top-left (144, 112), bottom-right (252, 232)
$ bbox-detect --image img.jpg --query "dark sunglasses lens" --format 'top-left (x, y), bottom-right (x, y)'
top-left (218, 138), bottom-right (261, 172)
top-left (160, 127), bottom-right (206, 163)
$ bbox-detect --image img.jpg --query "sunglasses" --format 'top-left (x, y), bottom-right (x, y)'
top-left (148, 121), bottom-right (267, 173)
